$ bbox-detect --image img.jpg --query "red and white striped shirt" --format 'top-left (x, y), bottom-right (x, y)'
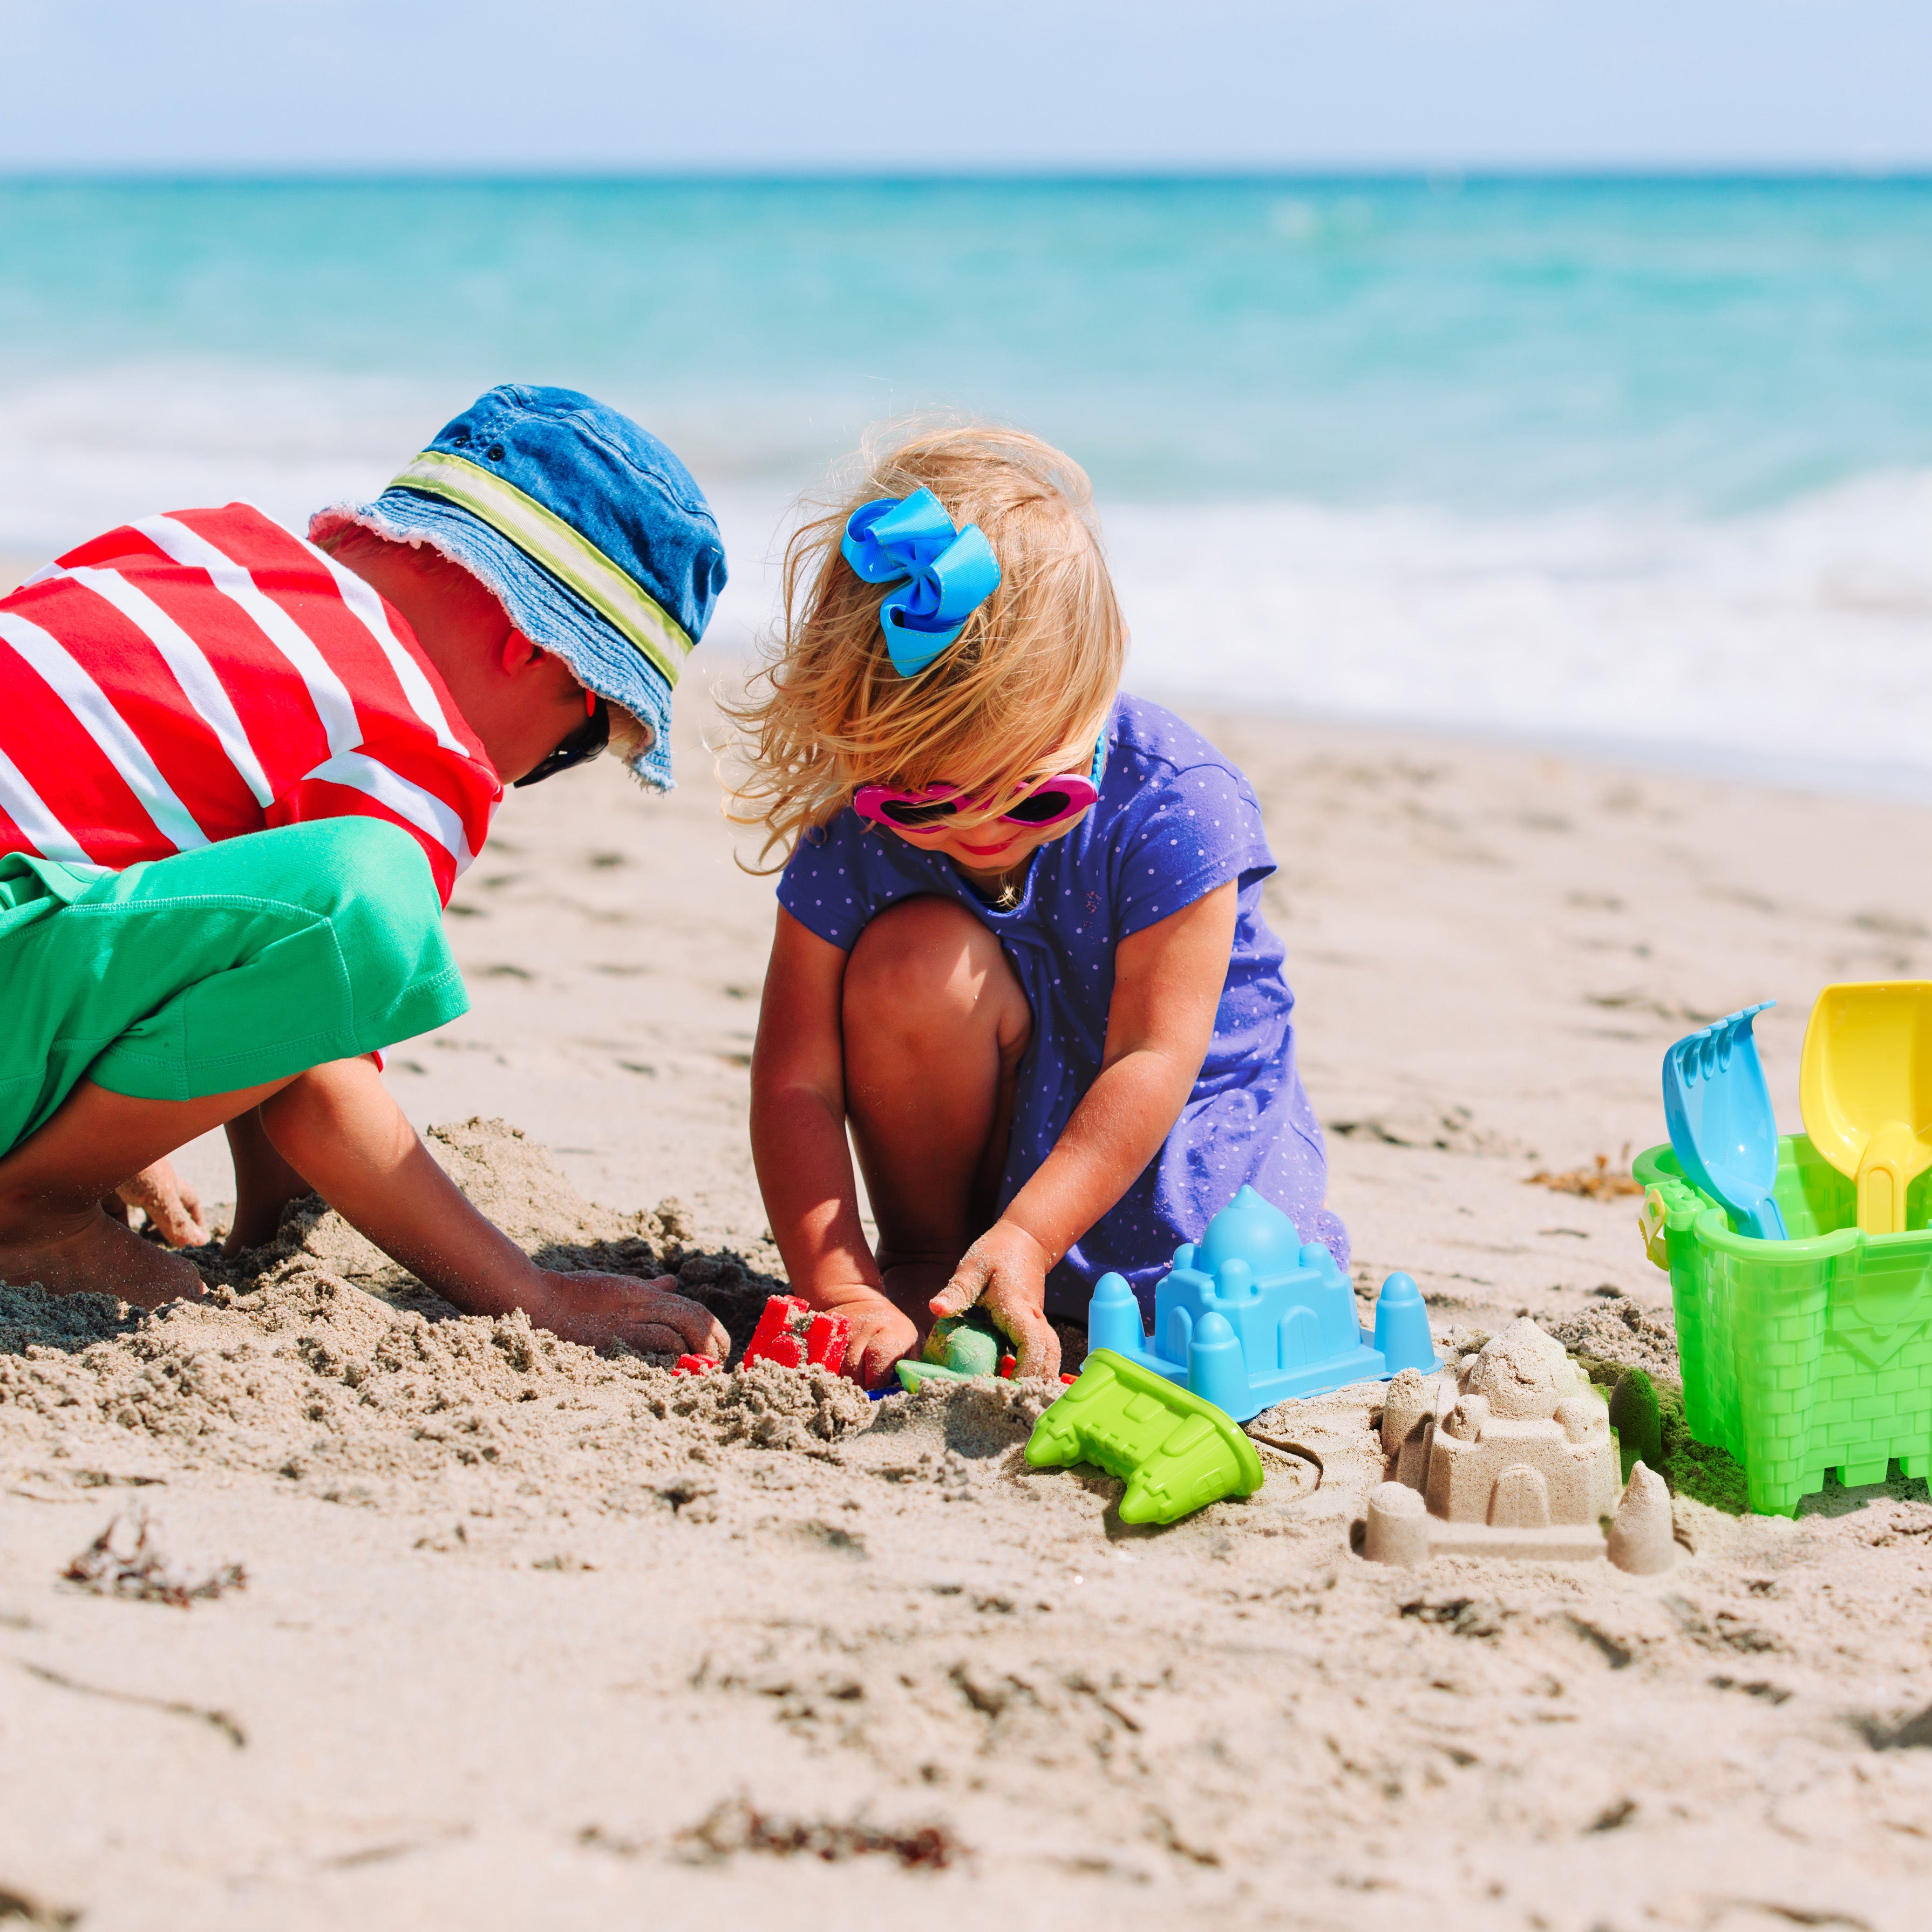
top-left (0, 504), bottom-right (500, 905)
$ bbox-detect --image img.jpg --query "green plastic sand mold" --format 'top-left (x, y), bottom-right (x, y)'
top-left (1024, 1348), bottom-right (1264, 1525)
top-left (1636, 1136), bottom-right (1932, 1516)
top-left (894, 1309), bottom-right (1014, 1392)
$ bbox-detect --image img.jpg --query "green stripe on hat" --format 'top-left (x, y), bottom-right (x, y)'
top-left (385, 449), bottom-right (695, 688)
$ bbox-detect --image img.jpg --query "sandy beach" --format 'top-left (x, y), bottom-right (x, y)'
top-left (5, 689), bottom-right (1932, 1931)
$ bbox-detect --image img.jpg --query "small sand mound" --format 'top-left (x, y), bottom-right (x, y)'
top-left (1548, 1294), bottom-right (1679, 1378)
top-left (875, 1374), bottom-right (1059, 1454)
top-left (0, 1119), bottom-right (822, 1492)
top-left (657, 1358), bottom-right (873, 1451)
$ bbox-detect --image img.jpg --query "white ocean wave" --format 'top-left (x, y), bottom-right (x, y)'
top-left (4, 363), bottom-right (1929, 795)
top-left (0, 364), bottom-right (790, 651)
top-left (1104, 476), bottom-right (1932, 792)
top-left (0, 363), bottom-right (426, 549)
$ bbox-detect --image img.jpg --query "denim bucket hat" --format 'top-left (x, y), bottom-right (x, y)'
top-left (311, 384), bottom-right (726, 791)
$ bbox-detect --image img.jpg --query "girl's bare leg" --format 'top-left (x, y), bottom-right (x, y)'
top-left (841, 896), bottom-right (1032, 1329)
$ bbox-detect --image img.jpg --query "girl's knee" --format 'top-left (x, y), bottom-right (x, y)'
top-left (844, 897), bottom-right (1024, 1037)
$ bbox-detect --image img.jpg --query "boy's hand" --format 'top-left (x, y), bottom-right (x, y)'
top-left (108, 1160), bottom-right (210, 1249)
top-left (930, 1221), bottom-right (1060, 1380)
top-left (522, 1270), bottom-right (728, 1358)
top-left (806, 1280), bottom-right (919, 1391)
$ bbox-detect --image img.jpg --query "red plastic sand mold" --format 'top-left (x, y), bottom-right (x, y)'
top-left (740, 1295), bottom-right (852, 1372)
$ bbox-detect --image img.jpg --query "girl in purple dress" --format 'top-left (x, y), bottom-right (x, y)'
top-left (733, 425), bottom-right (1345, 1389)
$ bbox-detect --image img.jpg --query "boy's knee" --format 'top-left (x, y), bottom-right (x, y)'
top-left (845, 897), bottom-right (1017, 1032)
top-left (258, 1053), bottom-right (396, 1162)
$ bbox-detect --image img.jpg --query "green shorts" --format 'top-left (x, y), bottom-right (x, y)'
top-left (0, 818), bottom-right (470, 1158)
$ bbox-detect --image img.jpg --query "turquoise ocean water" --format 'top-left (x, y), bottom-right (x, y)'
top-left (1, 176), bottom-right (1928, 782)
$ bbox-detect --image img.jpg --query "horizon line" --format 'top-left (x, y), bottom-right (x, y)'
top-left (0, 162), bottom-right (1928, 187)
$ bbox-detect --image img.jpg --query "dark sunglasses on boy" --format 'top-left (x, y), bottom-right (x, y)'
top-left (514, 690), bottom-right (611, 788)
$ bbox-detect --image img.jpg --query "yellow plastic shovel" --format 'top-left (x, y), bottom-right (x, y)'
top-left (1799, 981), bottom-right (1932, 1234)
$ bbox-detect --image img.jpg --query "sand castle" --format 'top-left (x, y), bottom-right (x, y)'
top-left (1364, 1316), bottom-right (1673, 1570)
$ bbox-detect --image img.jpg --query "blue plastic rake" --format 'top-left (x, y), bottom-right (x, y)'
top-left (1662, 1001), bottom-right (1787, 1240)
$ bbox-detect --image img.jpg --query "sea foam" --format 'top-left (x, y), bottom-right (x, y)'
top-left (4, 364), bottom-right (1929, 800)
top-left (1105, 475), bottom-right (1932, 795)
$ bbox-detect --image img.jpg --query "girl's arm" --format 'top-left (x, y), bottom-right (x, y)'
top-left (749, 908), bottom-right (918, 1378)
top-left (931, 880), bottom-right (1239, 1376)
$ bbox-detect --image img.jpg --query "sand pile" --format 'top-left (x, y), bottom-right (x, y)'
top-left (1547, 1292), bottom-right (1681, 1378)
top-left (0, 1119), bottom-right (863, 1496)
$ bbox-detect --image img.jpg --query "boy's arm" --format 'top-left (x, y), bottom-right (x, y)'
top-left (256, 1057), bottom-right (727, 1357)
top-left (750, 908), bottom-right (915, 1383)
top-left (932, 880), bottom-right (1239, 1376)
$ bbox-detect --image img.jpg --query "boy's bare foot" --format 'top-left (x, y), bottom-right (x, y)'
top-left (0, 1208), bottom-right (206, 1310)
top-left (516, 1270), bottom-right (729, 1356)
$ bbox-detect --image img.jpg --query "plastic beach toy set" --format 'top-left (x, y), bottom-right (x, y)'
top-left (1641, 981), bottom-right (1932, 1517)
top-left (1026, 1186), bottom-right (1440, 1523)
top-left (690, 977), bottom-right (1932, 1541)
top-left (1013, 1183), bottom-right (1677, 1563)
top-left (1017, 970), bottom-right (1932, 1532)
top-left (697, 1176), bottom-right (1683, 1553)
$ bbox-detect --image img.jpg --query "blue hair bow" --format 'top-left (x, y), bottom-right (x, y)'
top-left (840, 486), bottom-right (1001, 677)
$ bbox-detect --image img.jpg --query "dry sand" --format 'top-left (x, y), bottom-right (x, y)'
top-left (5, 695), bottom-right (1932, 1931)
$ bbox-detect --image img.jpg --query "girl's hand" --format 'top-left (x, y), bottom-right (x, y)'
top-left (930, 1221), bottom-right (1061, 1380)
top-left (808, 1281), bottom-right (919, 1390)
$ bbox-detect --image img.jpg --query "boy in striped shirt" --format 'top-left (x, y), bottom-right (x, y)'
top-left (0, 384), bottom-right (728, 1359)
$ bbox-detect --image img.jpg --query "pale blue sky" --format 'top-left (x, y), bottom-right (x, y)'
top-left (0, 0), bottom-right (1926, 171)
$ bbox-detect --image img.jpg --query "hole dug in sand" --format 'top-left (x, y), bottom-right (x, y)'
top-left (0, 1121), bottom-right (862, 1503)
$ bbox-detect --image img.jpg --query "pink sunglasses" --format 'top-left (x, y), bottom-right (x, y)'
top-left (854, 732), bottom-right (1109, 836)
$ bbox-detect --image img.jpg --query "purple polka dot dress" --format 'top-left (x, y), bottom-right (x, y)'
top-left (777, 693), bottom-right (1346, 1318)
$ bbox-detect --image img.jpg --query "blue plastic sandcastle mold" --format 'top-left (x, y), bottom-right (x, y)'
top-left (1087, 1185), bottom-right (1439, 1422)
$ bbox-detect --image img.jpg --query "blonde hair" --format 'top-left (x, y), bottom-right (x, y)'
top-left (725, 423), bottom-right (1125, 870)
